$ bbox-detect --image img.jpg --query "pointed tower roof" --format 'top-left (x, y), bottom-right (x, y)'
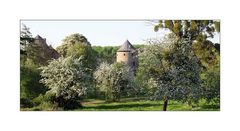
top-left (117, 40), bottom-right (135, 52)
top-left (35, 35), bottom-right (43, 39)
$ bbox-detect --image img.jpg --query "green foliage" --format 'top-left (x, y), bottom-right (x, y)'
top-left (67, 43), bottom-right (96, 70)
top-left (40, 56), bottom-right (92, 109)
top-left (92, 46), bottom-right (119, 64)
top-left (32, 92), bottom-right (54, 106)
top-left (192, 40), bottom-right (220, 69)
top-left (214, 21), bottom-right (220, 32)
top-left (133, 44), bottom-right (145, 49)
top-left (20, 24), bottom-right (32, 63)
top-left (55, 34), bottom-right (97, 99)
top-left (20, 63), bottom-right (48, 99)
top-left (30, 94), bottom-right (60, 111)
top-left (94, 62), bottom-right (132, 101)
top-left (20, 59), bottom-right (48, 109)
top-left (63, 33), bottom-right (90, 45)
top-left (165, 20), bottom-right (174, 30)
top-left (138, 34), bottom-right (202, 105)
top-left (56, 44), bottom-right (69, 57)
top-left (34, 101), bottom-right (60, 111)
top-left (152, 21), bottom-right (220, 109)
top-left (56, 33), bottom-right (90, 57)
top-left (20, 98), bottom-right (34, 108)
top-left (154, 20), bottom-right (220, 42)
top-left (192, 41), bottom-right (220, 103)
top-left (67, 43), bottom-right (87, 57)
top-left (56, 33), bottom-right (96, 71)
top-left (20, 24), bottom-right (34, 55)
top-left (193, 40), bottom-right (220, 103)
top-left (201, 68), bottom-right (220, 103)
top-left (20, 24), bottom-right (49, 108)
top-left (164, 38), bottom-right (202, 103)
top-left (136, 35), bottom-right (178, 96)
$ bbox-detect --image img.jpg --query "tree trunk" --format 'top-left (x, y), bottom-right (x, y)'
top-left (188, 100), bottom-right (193, 108)
top-left (163, 98), bottom-right (168, 111)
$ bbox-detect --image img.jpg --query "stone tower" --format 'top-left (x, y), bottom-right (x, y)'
top-left (116, 40), bottom-right (138, 72)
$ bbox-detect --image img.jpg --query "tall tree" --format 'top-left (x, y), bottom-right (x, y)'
top-left (94, 62), bottom-right (132, 101)
top-left (20, 24), bottom-right (48, 107)
top-left (154, 20), bottom-right (220, 105)
top-left (56, 33), bottom-right (90, 57)
top-left (56, 33), bottom-right (96, 70)
top-left (154, 20), bottom-right (220, 43)
top-left (20, 24), bottom-right (34, 55)
top-left (138, 34), bottom-right (202, 111)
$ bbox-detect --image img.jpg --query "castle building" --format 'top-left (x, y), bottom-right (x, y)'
top-left (34, 35), bottom-right (60, 63)
top-left (116, 40), bottom-right (138, 73)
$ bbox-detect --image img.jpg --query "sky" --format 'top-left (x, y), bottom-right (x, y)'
top-left (21, 20), bottom-right (220, 48)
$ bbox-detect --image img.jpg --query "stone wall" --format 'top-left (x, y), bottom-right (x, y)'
top-left (117, 51), bottom-right (130, 64)
top-left (117, 51), bottom-right (138, 72)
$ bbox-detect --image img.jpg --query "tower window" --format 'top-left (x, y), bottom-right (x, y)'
top-left (133, 62), bottom-right (135, 66)
top-left (123, 53), bottom-right (125, 56)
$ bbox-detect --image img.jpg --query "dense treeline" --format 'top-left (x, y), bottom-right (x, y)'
top-left (20, 20), bottom-right (220, 111)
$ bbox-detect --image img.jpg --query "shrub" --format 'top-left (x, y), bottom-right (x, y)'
top-left (40, 56), bottom-right (91, 109)
top-left (94, 62), bottom-right (132, 102)
top-left (20, 98), bottom-right (34, 108)
top-left (20, 61), bottom-right (48, 100)
top-left (32, 101), bottom-right (60, 111)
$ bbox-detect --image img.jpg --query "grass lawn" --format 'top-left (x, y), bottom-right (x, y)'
top-left (21, 97), bottom-right (220, 111)
top-left (75, 97), bottom-right (220, 111)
